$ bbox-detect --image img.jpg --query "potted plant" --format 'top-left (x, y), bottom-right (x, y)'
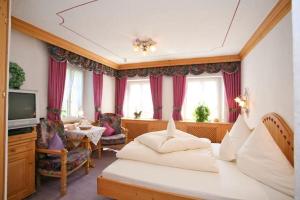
top-left (194, 104), bottom-right (210, 122)
top-left (9, 62), bottom-right (25, 89)
top-left (134, 111), bottom-right (142, 119)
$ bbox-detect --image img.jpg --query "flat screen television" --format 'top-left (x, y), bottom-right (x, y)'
top-left (8, 89), bottom-right (39, 129)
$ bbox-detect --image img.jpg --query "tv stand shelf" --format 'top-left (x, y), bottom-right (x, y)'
top-left (8, 128), bottom-right (37, 200)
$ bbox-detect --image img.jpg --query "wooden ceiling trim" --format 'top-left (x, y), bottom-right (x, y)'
top-left (11, 16), bottom-right (119, 69)
top-left (118, 55), bottom-right (241, 70)
top-left (239, 0), bottom-right (291, 59)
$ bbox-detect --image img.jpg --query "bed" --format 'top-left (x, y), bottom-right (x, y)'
top-left (97, 113), bottom-right (294, 200)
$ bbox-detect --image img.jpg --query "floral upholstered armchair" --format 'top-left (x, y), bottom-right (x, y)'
top-left (36, 119), bottom-right (90, 196)
top-left (94, 113), bottom-right (128, 158)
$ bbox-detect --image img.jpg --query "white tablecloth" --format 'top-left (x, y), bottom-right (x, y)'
top-left (65, 126), bottom-right (106, 146)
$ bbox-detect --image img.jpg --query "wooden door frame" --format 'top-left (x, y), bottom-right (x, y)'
top-left (0, 0), bottom-right (9, 199)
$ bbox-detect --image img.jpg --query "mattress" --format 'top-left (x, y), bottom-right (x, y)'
top-left (101, 144), bottom-right (293, 200)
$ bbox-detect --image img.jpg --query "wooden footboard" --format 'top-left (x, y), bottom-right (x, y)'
top-left (97, 176), bottom-right (200, 200)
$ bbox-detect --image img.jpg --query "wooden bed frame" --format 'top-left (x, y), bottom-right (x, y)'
top-left (97, 113), bottom-right (294, 200)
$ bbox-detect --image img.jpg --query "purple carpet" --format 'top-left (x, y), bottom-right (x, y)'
top-left (26, 150), bottom-right (116, 200)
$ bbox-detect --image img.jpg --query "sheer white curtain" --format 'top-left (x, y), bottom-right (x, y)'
top-left (123, 79), bottom-right (153, 119)
top-left (182, 75), bottom-right (226, 121)
top-left (61, 63), bottom-right (84, 119)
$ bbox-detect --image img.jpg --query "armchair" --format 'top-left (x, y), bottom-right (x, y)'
top-left (36, 119), bottom-right (90, 196)
top-left (94, 113), bottom-right (128, 158)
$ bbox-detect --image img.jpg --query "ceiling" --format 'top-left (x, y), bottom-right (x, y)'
top-left (12, 0), bottom-right (278, 64)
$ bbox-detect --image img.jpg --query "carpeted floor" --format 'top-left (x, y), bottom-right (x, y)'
top-left (26, 150), bottom-right (117, 200)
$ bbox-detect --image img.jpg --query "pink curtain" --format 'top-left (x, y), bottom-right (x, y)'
top-left (222, 68), bottom-right (241, 123)
top-left (172, 75), bottom-right (186, 120)
top-left (93, 72), bottom-right (103, 121)
top-left (115, 77), bottom-right (127, 116)
top-left (47, 57), bottom-right (67, 121)
top-left (150, 75), bottom-right (163, 119)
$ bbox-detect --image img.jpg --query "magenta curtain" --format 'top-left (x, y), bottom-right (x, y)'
top-left (150, 75), bottom-right (163, 119)
top-left (47, 57), bottom-right (67, 121)
top-left (172, 75), bottom-right (186, 120)
top-left (222, 68), bottom-right (241, 123)
top-left (115, 77), bottom-right (127, 116)
top-left (93, 72), bottom-right (103, 121)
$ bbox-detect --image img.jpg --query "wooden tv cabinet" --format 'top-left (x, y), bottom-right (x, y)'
top-left (7, 129), bottom-right (37, 200)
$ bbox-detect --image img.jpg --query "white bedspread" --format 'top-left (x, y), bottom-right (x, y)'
top-left (103, 144), bottom-right (293, 200)
top-left (136, 130), bottom-right (211, 153)
top-left (116, 139), bottom-right (219, 172)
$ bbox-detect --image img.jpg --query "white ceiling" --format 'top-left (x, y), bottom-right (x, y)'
top-left (12, 0), bottom-right (278, 64)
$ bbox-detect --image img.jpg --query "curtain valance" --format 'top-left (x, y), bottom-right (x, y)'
top-left (48, 44), bottom-right (240, 78)
top-left (117, 62), bottom-right (240, 78)
top-left (48, 44), bottom-right (117, 77)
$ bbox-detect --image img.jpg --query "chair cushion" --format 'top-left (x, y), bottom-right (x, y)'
top-left (99, 113), bottom-right (122, 135)
top-left (48, 133), bottom-right (64, 150)
top-left (103, 122), bottom-right (115, 136)
top-left (37, 147), bottom-right (89, 172)
top-left (101, 133), bottom-right (126, 145)
top-left (36, 119), bottom-right (68, 149)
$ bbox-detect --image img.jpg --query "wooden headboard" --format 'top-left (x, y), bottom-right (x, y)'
top-left (262, 113), bottom-right (294, 166)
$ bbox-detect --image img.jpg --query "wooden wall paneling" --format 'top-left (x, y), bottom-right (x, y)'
top-left (122, 120), bottom-right (150, 141)
top-left (0, 0), bottom-right (9, 199)
top-left (239, 0), bottom-right (291, 59)
top-left (122, 119), bottom-right (232, 143)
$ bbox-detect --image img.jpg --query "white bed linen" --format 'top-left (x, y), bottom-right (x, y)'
top-left (136, 130), bottom-right (211, 153)
top-left (102, 144), bottom-right (293, 200)
top-left (117, 140), bottom-right (218, 172)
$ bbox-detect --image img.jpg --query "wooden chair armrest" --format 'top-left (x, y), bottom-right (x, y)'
top-left (36, 148), bottom-right (68, 155)
top-left (121, 127), bottom-right (129, 143)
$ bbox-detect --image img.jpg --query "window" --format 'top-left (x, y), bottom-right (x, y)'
top-left (61, 63), bottom-right (84, 119)
top-left (123, 79), bottom-right (153, 119)
top-left (182, 75), bottom-right (225, 121)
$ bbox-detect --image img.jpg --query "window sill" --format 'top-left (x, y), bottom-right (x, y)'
top-left (61, 117), bottom-right (81, 124)
top-left (121, 118), bottom-right (231, 124)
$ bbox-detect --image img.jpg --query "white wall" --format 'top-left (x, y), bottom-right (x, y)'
top-left (83, 71), bottom-right (115, 121)
top-left (241, 13), bottom-right (293, 129)
top-left (9, 29), bottom-right (48, 118)
top-left (10, 29), bottom-right (116, 121)
top-left (292, 1), bottom-right (300, 199)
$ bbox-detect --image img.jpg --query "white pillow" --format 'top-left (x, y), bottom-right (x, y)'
top-left (166, 115), bottom-right (176, 139)
top-left (219, 115), bottom-right (251, 161)
top-left (237, 122), bottom-right (294, 196)
top-left (219, 131), bottom-right (235, 161)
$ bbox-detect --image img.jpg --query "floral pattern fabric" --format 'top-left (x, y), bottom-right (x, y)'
top-left (99, 113), bottom-right (122, 135)
top-left (37, 147), bottom-right (89, 172)
top-left (48, 44), bottom-right (241, 78)
top-left (36, 119), bottom-right (67, 149)
top-left (117, 62), bottom-right (240, 78)
top-left (48, 45), bottom-right (117, 76)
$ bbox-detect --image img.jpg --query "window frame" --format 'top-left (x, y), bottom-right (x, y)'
top-left (123, 78), bottom-right (153, 119)
top-left (181, 74), bottom-right (227, 122)
top-left (61, 63), bottom-right (84, 121)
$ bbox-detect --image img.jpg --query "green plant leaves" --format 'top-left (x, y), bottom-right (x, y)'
top-left (9, 62), bottom-right (25, 89)
top-left (194, 104), bottom-right (210, 122)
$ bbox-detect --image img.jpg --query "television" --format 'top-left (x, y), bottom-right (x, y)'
top-left (8, 89), bottom-right (39, 129)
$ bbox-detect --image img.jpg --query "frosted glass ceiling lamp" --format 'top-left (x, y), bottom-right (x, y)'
top-left (133, 38), bottom-right (157, 55)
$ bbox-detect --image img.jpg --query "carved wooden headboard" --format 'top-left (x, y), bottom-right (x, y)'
top-left (262, 113), bottom-right (294, 166)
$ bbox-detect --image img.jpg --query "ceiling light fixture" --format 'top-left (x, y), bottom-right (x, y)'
top-left (133, 38), bottom-right (157, 55)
